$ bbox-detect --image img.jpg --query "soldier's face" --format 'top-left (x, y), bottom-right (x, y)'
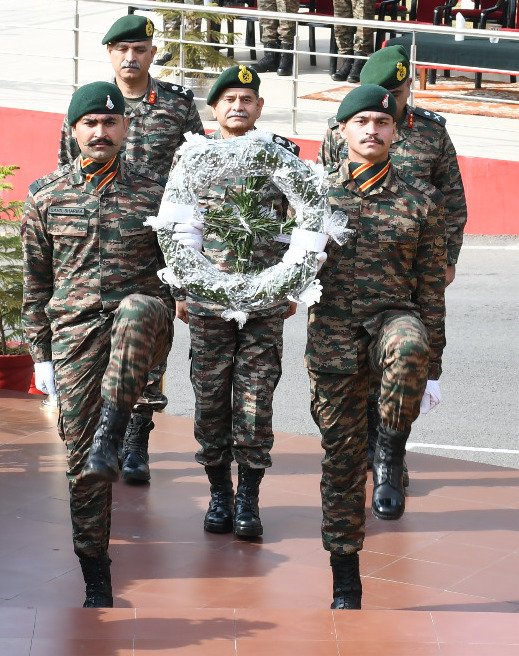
top-left (388, 79), bottom-right (412, 119)
top-left (211, 88), bottom-right (264, 138)
top-left (72, 114), bottom-right (130, 162)
top-left (108, 40), bottom-right (157, 83)
top-left (339, 112), bottom-right (395, 164)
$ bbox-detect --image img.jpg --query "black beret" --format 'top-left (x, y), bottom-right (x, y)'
top-left (336, 84), bottom-right (397, 123)
top-left (207, 65), bottom-right (261, 105)
top-left (67, 81), bottom-right (125, 126)
top-left (359, 45), bottom-right (410, 89)
top-left (102, 15), bottom-right (154, 45)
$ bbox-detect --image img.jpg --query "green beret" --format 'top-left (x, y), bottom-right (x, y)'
top-left (102, 15), bottom-right (154, 45)
top-left (359, 45), bottom-right (410, 89)
top-left (68, 82), bottom-right (125, 126)
top-left (206, 65), bottom-right (260, 105)
top-left (336, 84), bottom-right (397, 123)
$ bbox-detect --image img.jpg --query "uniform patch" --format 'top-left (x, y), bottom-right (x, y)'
top-left (414, 106), bottom-right (447, 126)
top-left (48, 207), bottom-right (85, 216)
top-left (272, 134), bottom-right (300, 156)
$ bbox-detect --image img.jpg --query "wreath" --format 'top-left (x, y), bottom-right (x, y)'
top-left (146, 131), bottom-right (351, 326)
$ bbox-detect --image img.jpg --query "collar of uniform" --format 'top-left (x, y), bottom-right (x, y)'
top-left (338, 158), bottom-right (396, 194)
top-left (111, 75), bottom-right (155, 113)
top-left (143, 75), bottom-right (158, 105)
top-left (394, 104), bottom-right (413, 141)
top-left (71, 155), bottom-right (128, 188)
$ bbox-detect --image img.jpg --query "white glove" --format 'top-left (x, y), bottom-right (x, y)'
top-left (34, 361), bottom-right (56, 396)
top-left (282, 248), bottom-right (327, 270)
top-left (171, 219), bottom-right (204, 252)
top-left (420, 379), bottom-right (441, 414)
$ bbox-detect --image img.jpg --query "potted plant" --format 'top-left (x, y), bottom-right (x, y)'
top-left (0, 165), bottom-right (37, 392)
top-left (154, 6), bottom-right (238, 116)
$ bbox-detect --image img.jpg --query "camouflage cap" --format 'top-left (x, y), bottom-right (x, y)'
top-left (359, 45), bottom-right (410, 89)
top-left (102, 14), bottom-right (154, 45)
top-left (336, 84), bottom-right (397, 123)
top-left (68, 81), bottom-right (125, 126)
top-left (206, 65), bottom-right (261, 105)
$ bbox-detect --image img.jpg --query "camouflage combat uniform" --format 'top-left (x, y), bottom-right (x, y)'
top-left (59, 75), bottom-right (203, 411)
top-left (332, 0), bottom-right (375, 56)
top-left (187, 129), bottom-right (299, 469)
top-left (258, 0), bottom-right (300, 45)
top-left (22, 159), bottom-right (175, 558)
top-left (318, 105), bottom-right (467, 266)
top-left (305, 162), bottom-right (446, 555)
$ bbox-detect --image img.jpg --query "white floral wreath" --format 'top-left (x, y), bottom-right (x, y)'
top-left (146, 131), bottom-right (350, 327)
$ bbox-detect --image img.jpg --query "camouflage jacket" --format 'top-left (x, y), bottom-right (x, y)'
top-left (22, 158), bottom-right (173, 363)
top-left (186, 129), bottom-right (300, 318)
top-left (305, 163), bottom-right (446, 380)
top-left (318, 105), bottom-right (467, 265)
top-left (58, 75), bottom-right (204, 184)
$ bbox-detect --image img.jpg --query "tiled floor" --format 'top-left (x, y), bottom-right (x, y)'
top-left (1, 391), bottom-right (518, 655)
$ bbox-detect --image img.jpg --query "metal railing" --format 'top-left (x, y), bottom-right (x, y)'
top-left (1, 0), bottom-right (518, 134)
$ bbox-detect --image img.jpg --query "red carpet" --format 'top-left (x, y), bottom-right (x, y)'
top-left (302, 76), bottom-right (519, 119)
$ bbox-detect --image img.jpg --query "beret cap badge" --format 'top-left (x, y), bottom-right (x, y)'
top-left (382, 93), bottom-right (389, 109)
top-left (145, 18), bottom-right (154, 37)
top-left (106, 95), bottom-right (115, 110)
top-left (396, 61), bottom-right (407, 82)
top-left (238, 65), bottom-right (253, 84)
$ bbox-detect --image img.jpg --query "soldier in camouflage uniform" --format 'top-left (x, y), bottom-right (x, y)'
top-left (330, 0), bottom-right (375, 83)
top-left (251, 0), bottom-right (300, 76)
top-left (171, 66), bottom-right (299, 538)
top-left (22, 82), bottom-right (175, 608)
top-left (58, 15), bottom-right (204, 485)
top-left (319, 45), bottom-right (466, 481)
top-left (306, 85), bottom-right (446, 609)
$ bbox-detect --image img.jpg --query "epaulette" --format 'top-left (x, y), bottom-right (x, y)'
top-left (413, 106), bottom-right (446, 127)
top-left (272, 134), bottom-right (300, 156)
top-left (157, 79), bottom-right (194, 101)
top-left (29, 168), bottom-right (69, 196)
top-left (328, 116), bottom-right (339, 129)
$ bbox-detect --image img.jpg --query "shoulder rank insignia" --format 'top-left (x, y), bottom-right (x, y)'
top-left (413, 106), bottom-right (447, 126)
top-left (272, 134), bottom-right (300, 156)
top-left (157, 80), bottom-right (194, 101)
top-left (29, 169), bottom-right (67, 196)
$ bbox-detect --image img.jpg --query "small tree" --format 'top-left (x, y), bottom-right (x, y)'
top-left (0, 165), bottom-right (25, 355)
top-left (155, 7), bottom-right (237, 78)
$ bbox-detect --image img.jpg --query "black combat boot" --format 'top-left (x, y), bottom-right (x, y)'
top-left (331, 54), bottom-right (353, 82)
top-left (82, 402), bottom-right (130, 483)
top-left (277, 43), bottom-right (294, 76)
top-left (347, 53), bottom-right (366, 83)
top-left (121, 413), bottom-right (153, 484)
top-left (250, 42), bottom-right (280, 73)
top-left (330, 552), bottom-right (362, 609)
top-left (234, 465), bottom-right (264, 538)
top-left (366, 394), bottom-right (379, 470)
top-left (79, 554), bottom-right (113, 608)
top-left (367, 397), bottom-right (409, 487)
top-left (371, 424), bottom-right (410, 520)
top-left (204, 464), bottom-right (234, 533)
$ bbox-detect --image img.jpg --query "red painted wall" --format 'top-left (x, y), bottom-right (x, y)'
top-left (1, 107), bottom-right (517, 235)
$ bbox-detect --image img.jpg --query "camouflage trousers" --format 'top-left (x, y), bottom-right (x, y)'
top-left (53, 294), bottom-right (174, 558)
top-left (308, 314), bottom-right (429, 555)
top-left (189, 311), bottom-right (284, 468)
top-left (333, 0), bottom-right (375, 55)
top-left (258, 0), bottom-right (300, 45)
top-left (134, 360), bottom-right (169, 414)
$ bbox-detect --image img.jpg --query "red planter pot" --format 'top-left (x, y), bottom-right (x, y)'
top-left (0, 351), bottom-right (35, 392)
